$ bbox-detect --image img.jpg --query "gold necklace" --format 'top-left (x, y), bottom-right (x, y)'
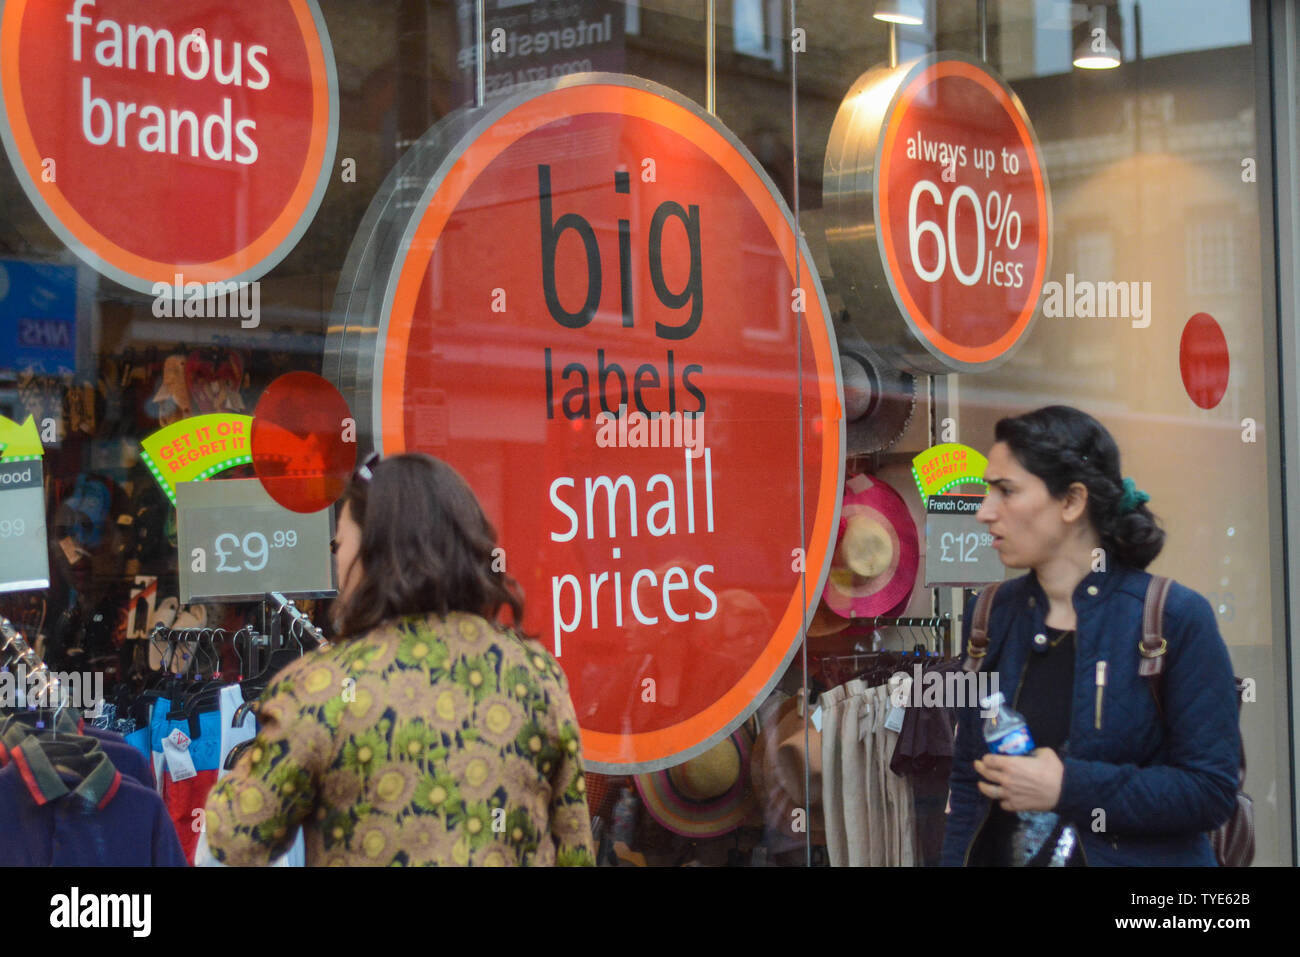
top-left (1045, 627), bottom-right (1074, 648)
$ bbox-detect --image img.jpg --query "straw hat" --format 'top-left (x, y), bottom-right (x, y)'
top-left (807, 597), bottom-right (850, 638)
top-left (751, 692), bottom-right (826, 845)
top-left (633, 726), bottom-right (757, 839)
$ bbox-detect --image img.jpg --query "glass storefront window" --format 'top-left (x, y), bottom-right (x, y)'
top-left (0, 0), bottom-right (1292, 876)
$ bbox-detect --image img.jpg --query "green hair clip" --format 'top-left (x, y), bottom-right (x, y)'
top-left (1119, 477), bottom-right (1150, 514)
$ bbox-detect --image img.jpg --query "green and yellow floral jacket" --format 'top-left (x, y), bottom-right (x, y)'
top-left (205, 612), bottom-right (595, 866)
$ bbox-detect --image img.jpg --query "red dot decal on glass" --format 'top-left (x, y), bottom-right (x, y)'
top-left (251, 372), bottom-right (357, 513)
top-left (1179, 313), bottom-right (1230, 410)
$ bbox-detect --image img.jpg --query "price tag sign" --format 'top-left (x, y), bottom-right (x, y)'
top-left (0, 458), bottom-right (50, 593)
top-left (177, 478), bottom-right (335, 603)
top-left (924, 494), bottom-right (1004, 587)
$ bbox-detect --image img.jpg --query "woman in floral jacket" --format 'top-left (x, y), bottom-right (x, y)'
top-left (205, 453), bottom-right (594, 866)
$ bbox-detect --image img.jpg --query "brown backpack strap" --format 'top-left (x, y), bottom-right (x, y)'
top-left (1143, 578), bottom-right (1248, 778)
top-left (1141, 578), bottom-right (1252, 868)
top-left (1139, 575), bottom-right (1173, 678)
top-left (962, 581), bottom-right (1004, 673)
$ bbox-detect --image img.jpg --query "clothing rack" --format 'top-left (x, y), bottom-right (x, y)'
top-left (217, 597), bottom-right (328, 735)
top-left (144, 588), bottom-right (329, 682)
top-left (147, 623), bottom-right (268, 679)
top-left (848, 615), bottom-right (951, 627)
top-left (147, 624), bottom-right (268, 643)
top-left (268, 592), bottom-right (330, 651)
top-left (1, 613), bottom-right (192, 866)
top-left (839, 614), bottom-right (954, 658)
top-left (1, 615), bottom-right (62, 705)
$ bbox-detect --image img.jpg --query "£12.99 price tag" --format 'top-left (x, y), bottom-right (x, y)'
top-left (924, 494), bottom-right (1004, 587)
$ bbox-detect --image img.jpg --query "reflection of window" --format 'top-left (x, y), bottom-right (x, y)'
top-left (1073, 230), bottom-right (1114, 282)
top-left (739, 243), bottom-right (789, 344)
top-left (625, 0), bottom-right (640, 36)
top-left (1186, 214), bottom-right (1237, 294)
top-left (733, 0), bottom-right (783, 70)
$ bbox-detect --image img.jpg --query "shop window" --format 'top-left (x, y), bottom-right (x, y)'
top-left (739, 242), bottom-right (790, 345)
top-left (1185, 213), bottom-right (1238, 295)
top-left (732, 0), bottom-right (783, 71)
top-left (1072, 229), bottom-right (1115, 283)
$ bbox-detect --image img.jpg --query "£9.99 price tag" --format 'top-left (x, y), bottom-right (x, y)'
top-left (176, 477), bottom-right (335, 603)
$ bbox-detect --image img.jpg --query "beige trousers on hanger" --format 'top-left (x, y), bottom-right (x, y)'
top-left (820, 679), bottom-right (917, 866)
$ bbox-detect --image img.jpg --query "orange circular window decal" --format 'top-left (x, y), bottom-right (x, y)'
top-left (0, 0), bottom-right (339, 294)
top-left (825, 53), bottom-right (1052, 375)
top-left (328, 76), bottom-right (844, 773)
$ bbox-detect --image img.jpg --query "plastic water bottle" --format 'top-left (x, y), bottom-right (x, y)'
top-left (980, 691), bottom-right (1076, 866)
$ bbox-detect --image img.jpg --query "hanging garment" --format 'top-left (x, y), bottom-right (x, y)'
top-left (191, 684), bottom-right (305, 868)
top-left (819, 678), bottom-right (917, 867)
top-left (751, 690), bottom-right (827, 856)
top-left (0, 714), bottom-right (154, 791)
top-left (149, 354), bottom-right (192, 425)
top-left (0, 735), bottom-right (186, 866)
top-left (890, 659), bottom-right (959, 867)
top-left (149, 696), bottom-right (222, 864)
top-left (185, 348), bottom-right (245, 414)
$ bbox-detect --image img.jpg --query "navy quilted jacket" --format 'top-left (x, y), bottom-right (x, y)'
top-left (940, 565), bottom-right (1240, 866)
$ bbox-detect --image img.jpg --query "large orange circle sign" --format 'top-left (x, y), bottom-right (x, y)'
top-left (332, 76), bottom-right (844, 773)
top-left (0, 0), bottom-right (338, 294)
top-left (825, 53), bottom-right (1051, 374)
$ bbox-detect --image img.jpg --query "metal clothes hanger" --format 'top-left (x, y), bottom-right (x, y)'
top-left (235, 619), bottom-right (306, 717)
top-left (230, 625), bottom-right (249, 678)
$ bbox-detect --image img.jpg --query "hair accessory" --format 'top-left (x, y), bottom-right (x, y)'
top-left (1119, 477), bottom-right (1149, 514)
top-left (356, 451), bottom-right (381, 484)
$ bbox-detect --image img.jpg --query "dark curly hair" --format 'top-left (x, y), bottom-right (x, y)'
top-left (993, 405), bottom-right (1164, 569)
top-left (333, 453), bottom-right (525, 638)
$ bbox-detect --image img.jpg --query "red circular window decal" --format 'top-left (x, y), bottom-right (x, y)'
top-left (251, 371), bottom-right (356, 513)
top-left (1179, 312), bottom-right (1230, 410)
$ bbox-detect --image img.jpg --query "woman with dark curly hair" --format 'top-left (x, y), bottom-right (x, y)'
top-left (204, 452), bottom-right (595, 866)
top-left (941, 406), bottom-right (1239, 866)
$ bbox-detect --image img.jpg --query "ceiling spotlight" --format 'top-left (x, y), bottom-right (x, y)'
top-left (873, 0), bottom-right (925, 26)
top-left (1074, 4), bottom-right (1121, 69)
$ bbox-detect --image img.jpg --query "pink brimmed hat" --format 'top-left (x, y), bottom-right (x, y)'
top-left (822, 473), bottom-right (919, 618)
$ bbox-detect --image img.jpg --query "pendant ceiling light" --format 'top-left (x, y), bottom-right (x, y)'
top-left (1073, 3), bottom-right (1121, 69)
top-left (872, 0), bottom-right (924, 26)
